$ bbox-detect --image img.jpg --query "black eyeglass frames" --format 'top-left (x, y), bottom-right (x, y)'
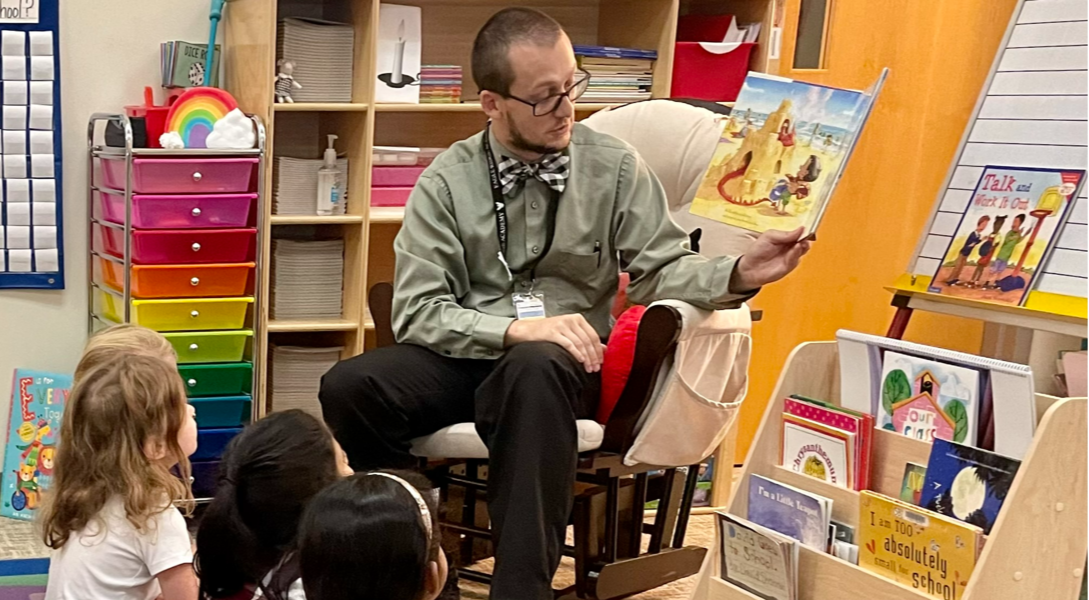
top-left (504, 70), bottom-right (592, 116)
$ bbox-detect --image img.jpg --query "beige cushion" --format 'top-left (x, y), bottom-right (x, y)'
top-left (581, 101), bottom-right (758, 259)
top-left (409, 420), bottom-right (606, 459)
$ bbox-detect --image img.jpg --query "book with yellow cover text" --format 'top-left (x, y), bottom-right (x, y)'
top-left (858, 491), bottom-right (983, 600)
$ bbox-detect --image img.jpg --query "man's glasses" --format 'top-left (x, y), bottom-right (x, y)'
top-left (504, 70), bottom-right (592, 117)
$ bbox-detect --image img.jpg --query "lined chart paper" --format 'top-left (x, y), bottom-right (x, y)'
top-left (0, 0), bottom-right (62, 289)
top-left (909, 0), bottom-right (1088, 301)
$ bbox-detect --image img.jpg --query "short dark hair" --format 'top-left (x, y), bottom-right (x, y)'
top-left (472, 7), bottom-right (564, 96)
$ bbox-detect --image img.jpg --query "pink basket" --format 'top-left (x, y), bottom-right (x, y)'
top-left (372, 166), bottom-right (426, 187)
top-left (100, 157), bottom-right (258, 194)
top-left (97, 190), bottom-right (256, 229)
top-left (95, 223), bottom-right (256, 265)
top-left (370, 187), bottom-right (413, 207)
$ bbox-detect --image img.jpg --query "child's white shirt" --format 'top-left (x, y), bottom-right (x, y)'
top-left (45, 495), bottom-right (193, 600)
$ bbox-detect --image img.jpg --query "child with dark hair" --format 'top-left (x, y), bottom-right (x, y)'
top-left (771, 155), bottom-right (821, 215)
top-left (988, 213), bottom-right (1026, 285)
top-left (195, 410), bottom-right (353, 600)
top-left (298, 472), bottom-right (448, 600)
top-left (968, 215), bottom-right (1005, 288)
top-left (946, 215), bottom-right (991, 285)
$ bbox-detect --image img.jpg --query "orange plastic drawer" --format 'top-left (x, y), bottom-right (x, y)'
top-left (97, 257), bottom-right (254, 299)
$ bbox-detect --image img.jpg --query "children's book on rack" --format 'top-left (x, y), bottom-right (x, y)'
top-left (689, 68), bottom-right (887, 235)
top-left (878, 351), bottom-right (982, 445)
top-left (716, 511), bottom-right (799, 600)
top-left (919, 438), bottom-right (1021, 535)
top-left (2, 370), bottom-right (70, 521)
top-left (780, 395), bottom-right (873, 490)
top-left (747, 474), bottom-right (832, 550)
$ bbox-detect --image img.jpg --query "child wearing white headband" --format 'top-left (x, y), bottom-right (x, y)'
top-left (298, 471), bottom-right (448, 600)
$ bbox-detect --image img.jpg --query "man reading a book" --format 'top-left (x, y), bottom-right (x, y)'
top-left (319, 8), bottom-right (809, 599)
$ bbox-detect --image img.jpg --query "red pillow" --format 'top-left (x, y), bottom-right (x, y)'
top-left (597, 305), bottom-right (646, 424)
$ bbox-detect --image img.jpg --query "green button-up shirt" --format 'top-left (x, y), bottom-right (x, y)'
top-left (392, 123), bottom-right (753, 359)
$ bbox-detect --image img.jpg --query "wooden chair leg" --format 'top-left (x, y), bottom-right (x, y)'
top-left (672, 463), bottom-right (701, 548)
top-left (647, 468), bottom-right (677, 553)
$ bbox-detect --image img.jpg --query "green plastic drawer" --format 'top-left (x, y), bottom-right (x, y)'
top-left (178, 363), bottom-right (253, 397)
top-left (164, 330), bottom-right (253, 364)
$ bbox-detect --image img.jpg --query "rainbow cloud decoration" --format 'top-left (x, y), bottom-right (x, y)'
top-left (162, 87), bottom-right (244, 149)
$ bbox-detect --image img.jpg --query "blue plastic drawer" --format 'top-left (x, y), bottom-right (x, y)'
top-left (191, 395), bottom-right (251, 428)
top-left (191, 460), bottom-right (221, 499)
top-left (193, 427), bottom-right (242, 461)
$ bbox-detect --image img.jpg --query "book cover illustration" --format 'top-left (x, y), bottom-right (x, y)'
top-left (919, 438), bottom-right (1021, 535)
top-left (785, 395), bottom-right (873, 489)
top-left (901, 462), bottom-right (927, 505)
top-left (858, 491), bottom-right (982, 600)
top-left (375, 4), bottom-right (422, 103)
top-left (879, 351), bottom-right (981, 445)
top-left (928, 166), bottom-right (1086, 306)
top-left (780, 416), bottom-right (853, 488)
top-left (160, 41), bottom-right (221, 88)
top-left (747, 474), bottom-right (832, 550)
top-left (689, 69), bottom-right (886, 234)
top-left (716, 512), bottom-right (796, 600)
top-left (2, 370), bottom-right (70, 521)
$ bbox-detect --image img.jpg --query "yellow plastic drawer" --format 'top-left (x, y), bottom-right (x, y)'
top-left (163, 330), bottom-right (253, 364)
top-left (94, 288), bottom-right (252, 332)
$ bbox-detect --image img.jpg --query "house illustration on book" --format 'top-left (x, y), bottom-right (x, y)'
top-left (891, 371), bottom-right (955, 441)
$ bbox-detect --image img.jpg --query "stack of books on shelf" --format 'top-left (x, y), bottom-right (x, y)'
top-left (573, 45), bottom-right (656, 103)
top-left (276, 18), bottom-right (355, 103)
top-left (270, 239), bottom-right (344, 320)
top-left (159, 41), bottom-right (220, 88)
top-left (268, 345), bottom-right (344, 417)
top-left (419, 65), bottom-right (462, 104)
top-left (273, 156), bottom-right (349, 215)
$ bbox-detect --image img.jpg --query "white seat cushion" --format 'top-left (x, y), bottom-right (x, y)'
top-left (409, 420), bottom-right (606, 459)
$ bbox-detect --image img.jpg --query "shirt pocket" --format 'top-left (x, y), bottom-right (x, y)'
top-left (550, 249), bottom-right (614, 311)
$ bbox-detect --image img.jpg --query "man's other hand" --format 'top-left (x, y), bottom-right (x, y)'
top-left (730, 227), bottom-right (812, 292)
top-left (505, 314), bottom-right (606, 373)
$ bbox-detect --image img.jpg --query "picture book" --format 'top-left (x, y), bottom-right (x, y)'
top-left (689, 69), bottom-right (886, 235)
top-left (785, 396), bottom-right (873, 489)
top-left (927, 166), bottom-right (1086, 306)
top-left (747, 474), bottom-right (832, 550)
top-left (901, 462), bottom-right (927, 505)
top-left (2, 370), bottom-right (70, 521)
top-left (920, 438), bottom-right (1021, 535)
top-left (160, 41), bottom-right (221, 88)
top-left (878, 351), bottom-right (982, 445)
top-left (716, 512), bottom-right (798, 600)
top-left (780, 415), bottom-right (853, 488)
top-left (859, 492), bottom-right (983, 600)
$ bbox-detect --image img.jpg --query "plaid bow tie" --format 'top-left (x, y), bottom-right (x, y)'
top-left (497, 153), bottom-right (570, 195)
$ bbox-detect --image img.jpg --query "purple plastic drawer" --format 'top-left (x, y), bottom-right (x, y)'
top-left (95, 223), bottom-right (256, 264)
top-left (372, 166), bottom-right (426, 187)
top-left (97, 190), bottom-right (256, 229)
top-left (101, 157), bottom-right (258, 194)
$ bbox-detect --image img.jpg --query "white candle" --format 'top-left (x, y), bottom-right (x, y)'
top-left (391, 20), bottom-right (405, 85)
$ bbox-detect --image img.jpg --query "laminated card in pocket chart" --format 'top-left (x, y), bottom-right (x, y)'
top-left (0, 0), bottom-right (63, 289)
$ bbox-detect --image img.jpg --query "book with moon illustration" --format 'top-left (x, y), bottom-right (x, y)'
top-left (858, 491), bottom-right (984, 600)
top-left (689, 69), bottom-right (887, 234)
top-left (919, 438), bottom-right (1021, 535)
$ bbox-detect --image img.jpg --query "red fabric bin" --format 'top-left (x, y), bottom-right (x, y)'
top-left (671, 41), bottom-right (755, 102)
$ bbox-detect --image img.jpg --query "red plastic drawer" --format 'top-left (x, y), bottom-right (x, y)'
top-left (97, 190), bottom-right (256, 229)
top-left (95, 223), bottom-right (256, 265)
top-left (370, 187), bottom-right (412, 207)
top-left (372, 166), bottom-right (426, 187)
top-left (100, 157), bottom-right (258, 194)
top-left (96, 256), bottom-right (254, 298)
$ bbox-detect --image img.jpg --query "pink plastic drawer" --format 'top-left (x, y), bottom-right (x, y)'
top-left (370, 187), bottom-right (412, 207)
top-left (95, 223), bottom-right (256, 265)
top-left (100, 157), bottom-right (258, 194)
top-left (97, 190), bottom-right (256, 229)
top-left (372, 166), bottom-right (425, 187)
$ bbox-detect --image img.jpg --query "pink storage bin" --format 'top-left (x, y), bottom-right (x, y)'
top-left (95, 223), bottom-right (256, 264)
top-left (100, 157), bottom-right (258, 194)
top-left (370, 187), bottom-right (413, 207)
top-left (372, 166), bottom-right (426, 187)
top-left (97, 190), bottom-right (256, 229)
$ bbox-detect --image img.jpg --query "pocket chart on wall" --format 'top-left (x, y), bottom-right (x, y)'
top-left (897, 0), bottom-right (1087, 316)
top-left (0, 0), bottom-right (62, 289)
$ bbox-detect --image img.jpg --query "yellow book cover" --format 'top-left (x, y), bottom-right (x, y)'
top-left (858, 491), bottom-right (982, 600)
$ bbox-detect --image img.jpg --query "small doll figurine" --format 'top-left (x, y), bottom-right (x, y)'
top-left (275, 59), bottom-right (303, 104)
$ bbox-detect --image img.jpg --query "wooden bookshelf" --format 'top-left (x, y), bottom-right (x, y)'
top-left (690, 341), bottom-right (1088, 600)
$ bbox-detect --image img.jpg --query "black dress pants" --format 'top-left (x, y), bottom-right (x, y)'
top-left (319, 341), bottom-right (599, 600)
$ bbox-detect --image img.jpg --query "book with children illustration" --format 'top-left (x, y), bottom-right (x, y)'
top-left (928, 166), bottom-right (1086, 306)
top-left (1, 370), bottom-right (70, 521)
top-left (689, 69), bottom-right (887, 234)
top-left (878, 351), bottom-right (981, 446)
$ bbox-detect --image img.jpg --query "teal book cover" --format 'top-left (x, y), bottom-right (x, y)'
top-left (2, 370), bottom-right (70, 521)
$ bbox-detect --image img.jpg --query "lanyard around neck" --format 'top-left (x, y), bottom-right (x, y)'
top-left (482, 124), bottom-right (561, 282)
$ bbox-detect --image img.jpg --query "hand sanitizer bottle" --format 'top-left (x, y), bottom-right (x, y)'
top-left (316, 134), bottom-right (343, 216)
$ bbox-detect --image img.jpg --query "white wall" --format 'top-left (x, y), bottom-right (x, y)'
top-left (0, 1), bottom-right (220, 425)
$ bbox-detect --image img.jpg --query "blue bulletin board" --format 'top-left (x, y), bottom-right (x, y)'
top-left (0, 0), bottom-right (64, 289)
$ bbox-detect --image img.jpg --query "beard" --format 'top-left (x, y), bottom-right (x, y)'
top-left (508, 117), bottom-right (566, 156)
